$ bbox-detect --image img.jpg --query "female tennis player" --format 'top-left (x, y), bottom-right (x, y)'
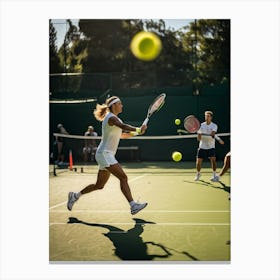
top-left (67, 96), bottom-right (148, 215)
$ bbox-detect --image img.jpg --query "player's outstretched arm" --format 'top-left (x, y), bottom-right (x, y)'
top-left (109, 116), bottom-right (147, 135)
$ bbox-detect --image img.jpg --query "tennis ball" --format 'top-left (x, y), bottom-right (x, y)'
top-left (172, 151), bottom-right (182, 162)
top-left (130, 31), bottom-right (162, 61)
top-left (175, 119), bottom-right (181, 125)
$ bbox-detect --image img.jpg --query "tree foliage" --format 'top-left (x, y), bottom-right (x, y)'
top-left (49, 20), bottom-right (62, 73)
top-left (49, 19), bottom-right (230, 92)
top-left (184, 19), bottom-right (230, 85)
top-left (56, 19), bottom-right (87, 73)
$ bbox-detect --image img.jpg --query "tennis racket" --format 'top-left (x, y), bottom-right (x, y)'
top-left (179, 117), bottom-right (224, 143)
top-left (183, 115), bottom-right (201, 133)
top-left (142, 93), bottom-right (166, 126)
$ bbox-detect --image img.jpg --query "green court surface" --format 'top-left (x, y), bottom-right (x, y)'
top-left (49, 161), bottom-right (230, 262)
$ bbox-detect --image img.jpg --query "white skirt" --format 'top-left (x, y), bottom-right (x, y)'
top-left (95, 151), bottom-right (118, 170)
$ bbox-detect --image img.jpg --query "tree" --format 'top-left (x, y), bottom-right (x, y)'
top-left (51, 19), bottom-right (230, 95)
top-left (49, 20), bottom-right (62, 73)
top-left (77, 19), bottom-right (142, 73)
top-left (76, 19), bottom-right (192, 88)
top-left (57, 19), bottom-right (82, 73)
top-left (183, 19), bottom-right (230, 86)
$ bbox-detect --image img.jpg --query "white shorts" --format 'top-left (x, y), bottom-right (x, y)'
top-left (95, 151), bottom-right (118, 170)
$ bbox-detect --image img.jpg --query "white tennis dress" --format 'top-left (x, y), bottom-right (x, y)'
top-left (95, 112), bottom-right (122, 169)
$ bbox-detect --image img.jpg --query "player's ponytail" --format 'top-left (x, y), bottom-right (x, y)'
top-left (94, 104), bottom-right (108, 121)
top-left (93, 96), bottom-right (120, 121)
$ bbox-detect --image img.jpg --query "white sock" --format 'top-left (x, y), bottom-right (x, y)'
top-left (129, 201), bottom-right (136, 207)
top-left (75, 192), bottom-right (81, 199)
top-left (213, 171), bottom-right (216, 176)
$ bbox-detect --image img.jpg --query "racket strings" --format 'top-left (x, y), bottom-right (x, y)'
top-left (149, 94), bottom-right (166, 114)
top-left (184, 116), bottom-right (200, 133)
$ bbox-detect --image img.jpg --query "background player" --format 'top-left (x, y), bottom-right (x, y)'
top-left (194, 111), bottom-right (221, 182)
top-left (55, 123), bottom-right (69, 164)
top-left (83, 125), bottom-right (98, 162)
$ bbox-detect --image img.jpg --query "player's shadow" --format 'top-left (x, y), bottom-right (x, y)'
top-left (68, 217), bottom-right (173, 260)
top-left (218, 181), bottom-right (231, 194)
top-left (184, 179), bottom-right (230, 194)
top-left (200, 180), bottom-right (230, 194)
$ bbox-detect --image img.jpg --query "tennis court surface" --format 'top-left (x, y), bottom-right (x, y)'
top-left (49, 161), bottom-right (230, 262)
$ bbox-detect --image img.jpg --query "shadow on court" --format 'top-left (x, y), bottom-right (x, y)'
top-left (201, 180), bottom-right (230, 194)
top-left (184, 179), bottom-right (230, 194)
top-left (218, 181), bottom-right (231, 194)
top-left (68, 217), bottom-right (199, 261)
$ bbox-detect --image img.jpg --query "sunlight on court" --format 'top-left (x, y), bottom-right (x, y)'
top-left (49, 162), bottom-right (230, 262)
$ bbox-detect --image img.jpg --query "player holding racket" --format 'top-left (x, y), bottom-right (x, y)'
top-left (194, 111), bottom-right (220, 182)
top-left (67, 96), bottom-right (148, 215)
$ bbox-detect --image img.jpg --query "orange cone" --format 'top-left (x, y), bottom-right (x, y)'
top-left (69, 150), bottom-right (73, 171)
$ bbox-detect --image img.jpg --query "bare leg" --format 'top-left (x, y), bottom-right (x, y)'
top-left (219, 154), bottom-right (231, 176)
top-left (106, 163), bottom-right (133, 202)
top-left (196, 158), bottom-right (203, 172)
top-left (83, 151), bottom-right (87, 162)
top-left (57, 142), bottom-right (63, 161)
top-left (209, 157), bottom-right (217, 172)
top-left (81, 169), bottom-right (110, 194)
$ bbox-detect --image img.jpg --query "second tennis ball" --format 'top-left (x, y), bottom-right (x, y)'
top-left (172, 151), bottom-right (182, 162)
top-left (130, 31), bottom-right (162, 61)
top-left (175, 119), bottom-right (181, 125)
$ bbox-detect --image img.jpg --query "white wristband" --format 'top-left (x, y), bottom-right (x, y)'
top-left (130, 131), bottom-right (138, 136)
top-left (215, 135), bottom-right (221, 141)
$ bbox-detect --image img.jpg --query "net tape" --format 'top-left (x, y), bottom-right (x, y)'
top-left (49, 98), bottom-right (97, 104)
top-left (53, 132), bottom-right (230, 140)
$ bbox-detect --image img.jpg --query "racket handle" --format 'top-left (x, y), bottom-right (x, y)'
top-left (142, 118), bottom-right (149, 126)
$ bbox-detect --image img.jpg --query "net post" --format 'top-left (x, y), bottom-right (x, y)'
top-left (69, 150), bottom-right (73, 171)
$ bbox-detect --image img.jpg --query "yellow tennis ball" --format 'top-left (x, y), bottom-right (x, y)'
top-left (130, 31), bottom-right (162, 61)
top-left (175, 119), bottom-right (181, 125)
top-left (172, 151), bottom-right (182, 162)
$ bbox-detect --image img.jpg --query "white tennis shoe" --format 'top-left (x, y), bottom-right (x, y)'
top-left (67, 192), bottom-right (79, 211)
top-left (194, 173), bottom-right (201, 181)
top-left (131, 202), bottom-right (148, 215)
top-left (210, 175), bottom-right (220, 182)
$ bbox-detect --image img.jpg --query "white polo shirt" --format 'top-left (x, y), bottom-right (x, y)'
top-left (198, 121), bottom-right (218, 149)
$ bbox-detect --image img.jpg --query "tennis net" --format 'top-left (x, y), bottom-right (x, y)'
top-left (50, 132), bottom-right (230, 176)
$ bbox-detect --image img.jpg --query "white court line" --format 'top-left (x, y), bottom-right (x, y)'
top-left (50, 222), bottom-right (230, 226)
top-left (50, 210), bottom-right (230, 213)
top-left (49, 174), bottom-right (148, 210)
top-left (49, 201), bottom-right (67, 210)
top-left (127, 174), bottom-right (147, 183)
